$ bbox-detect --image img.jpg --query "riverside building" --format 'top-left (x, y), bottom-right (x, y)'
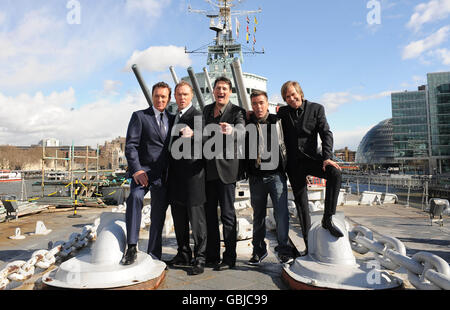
top-left (391, 72), bottom-right (450, 174)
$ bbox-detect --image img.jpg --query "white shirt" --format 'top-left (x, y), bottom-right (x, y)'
top-left (175, 103), bottom-right (193, 124)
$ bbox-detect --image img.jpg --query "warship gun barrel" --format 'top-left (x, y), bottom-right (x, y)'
top-left (231, 58), bottom-right (251, 111)
top-left (202, 67), bottom-right (214, 96)
top-left (132, 64), bottom-right (153, 106)
top-left (229, 61), bottom-right (244, 109)
top-left (169, 66), bottom-right (180, 85)
top-left (187, 67), bottom-right (205, 110)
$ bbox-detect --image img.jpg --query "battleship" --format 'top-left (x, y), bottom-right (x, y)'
top-left (0, 0), bottom-right (449, 293)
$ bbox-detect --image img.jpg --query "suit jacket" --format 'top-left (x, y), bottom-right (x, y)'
top-left (277, 100), bottom-right (333, 171)
top-left (203, 102), bottom-right (246, 184)
top-left (125, 107), bottom-right (175, 188)
top-left (168, 105), bottom-right (206, 206)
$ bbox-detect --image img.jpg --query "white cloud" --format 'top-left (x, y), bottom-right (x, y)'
top-left (0, 5), bottom-right (149, 91)
top-left (402, 26), bottom-right (450, 59)
top-left (125, 45), bottom-right (192, 73)
top-left (0, 88), bottom-right (147, 147)
top-left (319, 90), bottom-right (393, 113)
top-left (0, 11), bottom-right (5, 25)
top-left (407, 0), bottom-right (450, 32)
top-left (435, 48), bottom-right (450, 65)
top-left (103, 80), bottom-right (123, 96)
top-left (125, 0), bottom-right (171, 17)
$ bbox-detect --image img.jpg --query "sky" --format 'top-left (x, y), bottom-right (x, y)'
top-left (0, 0), bottom-right (449, 151)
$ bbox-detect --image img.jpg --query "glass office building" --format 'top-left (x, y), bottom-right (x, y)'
top-left (356, 118), bottom-right (395, 165)
top-left (390, 72), bottom-right (450, 174)
top-left (391, 89), bottom-right (430, 173)
top-left (428, 72), bottom-right (450, 173)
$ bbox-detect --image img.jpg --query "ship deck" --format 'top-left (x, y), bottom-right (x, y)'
top-left (0, 197), bottom-right (449, 291)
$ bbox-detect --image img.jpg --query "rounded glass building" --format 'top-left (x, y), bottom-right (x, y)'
top-left (356, 118), bottom-right (395, 164)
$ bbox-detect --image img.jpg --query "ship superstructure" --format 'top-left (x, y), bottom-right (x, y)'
top-left (181, 0), bottom-right (279, 112)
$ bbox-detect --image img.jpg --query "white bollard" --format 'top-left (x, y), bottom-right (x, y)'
top-left (9, 227), bottom-right (26, 240)
top-left (33, 221), bottom-right (52, 235)
top-left (42, 212), bottom-right (166, 289)
top-left (237, 218), bottom-right (253, 240)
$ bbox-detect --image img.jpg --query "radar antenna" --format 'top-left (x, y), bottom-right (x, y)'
top-left (186, 0), bottom-right (263, 70)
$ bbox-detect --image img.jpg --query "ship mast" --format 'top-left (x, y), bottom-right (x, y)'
top-left (187, 0), bottom-right (262, 74)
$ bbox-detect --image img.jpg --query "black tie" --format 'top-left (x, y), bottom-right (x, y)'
top-left (159, 112), bottom-right (166, 140)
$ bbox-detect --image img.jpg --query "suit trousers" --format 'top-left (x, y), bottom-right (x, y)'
top-left (171, 203), bottom-right (207, 264)
top-left (204, 179), bottom-right (236, 264)
top-left (125, 180), bottom-right (168, 259)
top-left (287, 157), bottom-right (342, 244)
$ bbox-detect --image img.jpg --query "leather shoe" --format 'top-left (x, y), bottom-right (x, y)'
top-left (190, 262), bottom-right (205, 275)
top-left (205, 260), bottom-right (220, 268)
top-left (214, 260), bottom-right (235, 271)
top-left (322, 216), bottom-right (344, 238)
top-left (121, 245), bottom-right (137, 265)
top-left (166, 254), bottom-right (191, 267)
top-left (298, 249), bottom-right (308, 257)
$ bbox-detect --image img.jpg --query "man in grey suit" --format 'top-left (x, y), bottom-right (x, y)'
top-left (122, 82), bottom-right (175, 265)
top-left (203, 76), bottom-right (246, 270)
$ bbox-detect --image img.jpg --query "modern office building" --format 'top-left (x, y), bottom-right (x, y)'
top-left (391, 72), bottom-right (450, 174)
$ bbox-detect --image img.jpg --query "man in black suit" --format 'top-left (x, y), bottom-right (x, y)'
top-left (277, 81), bottom-right (343, 256)
top-left (167, 81), bottom-right (207, 275)
top-left (122, 82), bottom-right (175, 265)
top-left (203, 76), bottom-right (246, 270)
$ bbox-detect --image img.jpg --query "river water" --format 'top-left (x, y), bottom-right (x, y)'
top-left (0, 178), bottom-right (66, 200)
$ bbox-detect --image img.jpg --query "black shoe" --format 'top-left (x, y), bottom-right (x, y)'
top-left (205, 260), bottom-right (220, 268)
top-left (248, 251), bottom-right (268, 266)
top-left (121, 245), bottom-right (137, 265)
top-left (215, 260), bottom-right (235, 271)
top-left (297, 249), bottom-right (308, 257)
top-left (322, 216), bottom-right (344, 238)
top-left (190, 262), bottom-right (205, 275)
top-left (165, 254), bottom-right (191, 267)
top-left (277, 252), bottom-right (294, 264)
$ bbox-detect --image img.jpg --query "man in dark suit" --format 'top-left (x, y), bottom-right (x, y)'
top-left (167, 81), bottom-right (207, 275)
top-left (277, 81), bottom-right (343, 256)
top-left (122, 82), bottom-right (175, 265)
top-left (203, 76), bottom-right (246, 270)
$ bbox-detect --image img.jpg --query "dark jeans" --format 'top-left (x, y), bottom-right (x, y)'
top-left (287, 157), bottom-right (342, 244)
top-left (249, 172), bottom-right (289, 255)
top-left (204, 179), bottom-right (236, 264)
top-left (125, 180), bottom-right (168, 259)
top-left (171, 203), bottom-right (207, 264)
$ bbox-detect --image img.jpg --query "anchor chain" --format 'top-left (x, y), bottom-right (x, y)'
top-left (349, 225), bottom-right (450, 290)
top-left (0, 218), bottom-right (100, 290)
